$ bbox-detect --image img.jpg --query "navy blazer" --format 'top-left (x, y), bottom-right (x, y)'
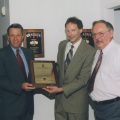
top-left (0, 45), bottom-right (34, 120)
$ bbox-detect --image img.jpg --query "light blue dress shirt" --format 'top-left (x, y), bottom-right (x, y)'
top-left (11, 47), bottom-right (29, 77)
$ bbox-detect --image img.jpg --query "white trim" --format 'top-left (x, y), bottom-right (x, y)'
top-left (107, 0), bottom-right (120, 9)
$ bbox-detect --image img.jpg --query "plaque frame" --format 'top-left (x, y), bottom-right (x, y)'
top-left (81, 29), bottom-right (94, 47)
top-left (30, 60), bottom-right (58, 88)
top-left (23, 29), bottom-right (44, 58)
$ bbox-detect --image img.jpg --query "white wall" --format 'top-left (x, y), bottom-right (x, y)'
top-left (9, 0), bottom-right (101, 61)
top-left (100, 0), bottom-right (115, 24)
top-left (100, 0), bottom-right (120, 42)
top-left (100, 0), bottom-right (120, 25)
top-left (8, 0), bottom-right (120, 120)
top-left (114, 10), bottom-right (120, 43)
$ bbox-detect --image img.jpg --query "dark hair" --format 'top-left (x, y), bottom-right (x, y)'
top-left (92, 20), bottom-right (114, 31)
top-left (7, 23), bottom-right (24, 35)
top-left (65, 17), bottom-right (83, 29)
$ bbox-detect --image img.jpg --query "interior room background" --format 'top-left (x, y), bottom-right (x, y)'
top-left (0, 0), bottom-right (120, 120)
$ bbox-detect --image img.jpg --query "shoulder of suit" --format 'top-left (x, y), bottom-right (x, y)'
top-left (0, 45), bottom-right (11, 57)
top-left (82, 40), bottom-right (94, 48)
top-left (59, 40), bottom-right (68, 44)
top-left (0, 45), bottom-right (10, 52)
top-left (81, 40), bottom-right (96, 53)
top-left (59, 40), bottom-right (68, 47)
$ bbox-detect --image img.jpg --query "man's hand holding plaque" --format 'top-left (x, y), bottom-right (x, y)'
top-left (22, 82), bottom-right (35, 91)
top-left (43, 86), bottom-right (64, 94)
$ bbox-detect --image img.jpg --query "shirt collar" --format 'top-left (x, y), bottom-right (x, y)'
top-left (67, 38), bottom-right (82, 48)
top-left (102, 40), bottom-right (114, 54)
top-left (11, 46), bottom-right (22, 55)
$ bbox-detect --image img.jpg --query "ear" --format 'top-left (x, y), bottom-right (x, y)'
top-left (79, 29), bottom-right (83, 34)
top-left (22, 35), bottom-right (24, 42)
top-left (109, 30), bottom-right (114, 38)
top-left (7, 35), bottom-right (10, 42)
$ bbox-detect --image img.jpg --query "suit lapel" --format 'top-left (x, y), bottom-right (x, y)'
top-left (59, 41), bottom-right (67, 76)
top-left (65, 40), bottom-right (87, 75)
top-left (5, 46), bottom-right (25, 80)
top-left (21, 48), bottom-right (31, 71)
top-left (21, 48), bottom-right (29, 63)
top-left (6, 46), bottom-right (18, 65)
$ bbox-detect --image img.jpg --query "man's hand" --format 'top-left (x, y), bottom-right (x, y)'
top-left (43, 86), bottom-right (63, 94)
top-left (22, 82), bottom-right (35, 91)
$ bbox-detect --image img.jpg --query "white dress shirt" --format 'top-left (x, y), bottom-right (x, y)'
top-left (90, 40), bottom-right (120, 101)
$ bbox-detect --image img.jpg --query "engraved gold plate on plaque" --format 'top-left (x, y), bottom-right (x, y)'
top-left (30, 60), bottom-right (57, 88)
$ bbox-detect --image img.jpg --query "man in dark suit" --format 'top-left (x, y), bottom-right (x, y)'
top-left (0, 23), bottom-right (35, 120)
top-left (43, 17), bottom-right (96, 120)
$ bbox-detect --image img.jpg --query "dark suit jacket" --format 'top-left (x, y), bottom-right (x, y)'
top-left (0, 45), bottom-right (34, 120)
top-left (55, 40), bottom-right (96, 117)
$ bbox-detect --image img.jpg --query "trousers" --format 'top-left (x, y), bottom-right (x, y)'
top-left (93, 99), bottom-right (120, 120)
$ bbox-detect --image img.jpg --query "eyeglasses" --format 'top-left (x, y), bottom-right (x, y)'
top-left (92, 30), bottom-right (110, 38)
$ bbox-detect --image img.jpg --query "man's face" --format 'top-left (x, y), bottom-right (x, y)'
top-left (92, 23), bottom-right (113, 49)
top-left (65, 22), bottom-right (82, 44)
top-left (8, 28), bottom-right (23, 49)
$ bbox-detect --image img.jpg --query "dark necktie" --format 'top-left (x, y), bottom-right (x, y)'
top-left (88, 50), bottom-right (103, 93)
top-left (16, 49), bottom-right (27, 80)
top-left (64, 45), bottom-right (74, 72)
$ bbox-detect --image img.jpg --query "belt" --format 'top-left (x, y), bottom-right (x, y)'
top-left (93, 97), bottom-right (120, 105)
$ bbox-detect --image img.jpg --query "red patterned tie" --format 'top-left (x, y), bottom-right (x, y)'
top-left (16, 49), bottom-right (27, 80)
top-left (88, 50), bottom-right (103, 93)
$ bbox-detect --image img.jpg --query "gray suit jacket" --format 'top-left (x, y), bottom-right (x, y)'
top-left (55, 40), bottom-right (96, 115)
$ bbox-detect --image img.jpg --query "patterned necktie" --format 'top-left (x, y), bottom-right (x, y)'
top-left (64, 45), bottom-right (74, 72)
top-left (88, 50), bottom-right (103, 93)
top-left (16, 49), bottom-right (27, 80)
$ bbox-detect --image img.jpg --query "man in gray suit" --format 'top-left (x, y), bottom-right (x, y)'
top-left (44, 17), bottom-right (96, 120)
